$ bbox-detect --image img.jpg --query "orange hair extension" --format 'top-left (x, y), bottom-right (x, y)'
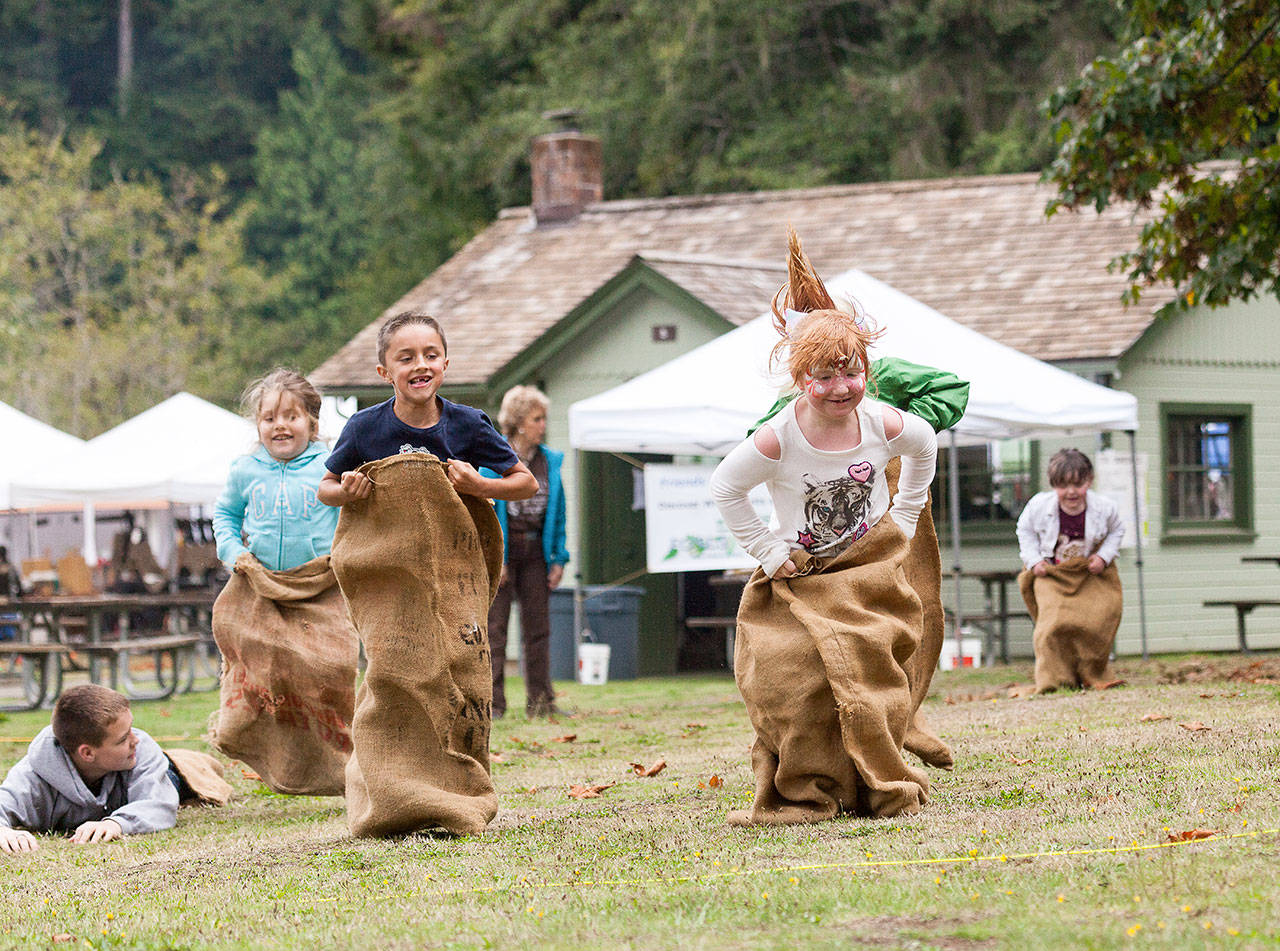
top-left (769, 226), bottom-right (881, 389)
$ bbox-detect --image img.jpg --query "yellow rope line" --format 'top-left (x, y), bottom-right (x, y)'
top-left (464, 827), bottom-right (1277, 895)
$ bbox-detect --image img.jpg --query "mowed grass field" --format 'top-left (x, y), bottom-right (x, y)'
top-left (1, 653), bottom-right (1278, 950)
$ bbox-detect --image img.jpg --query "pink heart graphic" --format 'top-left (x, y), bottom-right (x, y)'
top-left (848, 461), bottom-right (873, 483)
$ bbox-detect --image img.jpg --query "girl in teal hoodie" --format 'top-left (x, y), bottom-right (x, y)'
top-left (213, 369), bottom-right (339, 572)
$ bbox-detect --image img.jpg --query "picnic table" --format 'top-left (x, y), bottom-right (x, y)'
top-left (1200, 556), bottom-right (1280, 653)
top-left (946, 569), bottom-right (1027, 665)
top-left (0, 591), bottom-right (220, 710)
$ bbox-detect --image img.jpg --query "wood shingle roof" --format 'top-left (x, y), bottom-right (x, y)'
top-left (312, 172), bottom-right (1173, 390)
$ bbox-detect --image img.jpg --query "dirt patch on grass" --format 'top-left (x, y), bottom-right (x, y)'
top-left (842, 914), bottom-right (995, 949)
top-left (1153, 657), bottom-right (1280, 685)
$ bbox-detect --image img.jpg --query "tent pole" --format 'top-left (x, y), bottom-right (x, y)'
top-left (949, 430), bottom-right (963, 656)
top-left (81, 501), bottom-right (97, 566)
top-left (1126, 430), bottom-right (1148, 660)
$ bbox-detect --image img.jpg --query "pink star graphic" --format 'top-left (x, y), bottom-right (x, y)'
top-left (795, 530), bottom-right (816, 548)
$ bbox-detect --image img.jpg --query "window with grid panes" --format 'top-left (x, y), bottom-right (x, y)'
top-left (1161, 404), bottom-right (1252, 535)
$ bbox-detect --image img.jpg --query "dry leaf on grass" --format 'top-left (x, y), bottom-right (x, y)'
top-left (1094, 679), bottom-right (1125, 690)
top-left (489, 752), bottom-right (507, 764)
top-left (1006, 684), bottom-right (1037, 699)
top-left (240, 768), bottom-right (261, 781)
top-left (708, 775), bottom-right (723, 788)
top-left (1179, 721), bottom-right (1210, 732)
top-left (550, 734), bottom-right (577, 743)
top-left (1166, 828), bottom-right (1221, 842)
top-left (630, 759), bottom-right (666, 777)
top-left (1140, 713), bottom-right (1169, 722)
top-left (52, 936), bottom-right (74, 944)
top-left (568, 782), bottom-right (615, 799)
top-left (1007, 755), bottom-right (1034, 766)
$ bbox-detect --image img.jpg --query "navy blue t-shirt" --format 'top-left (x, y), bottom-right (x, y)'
top-left (325, 398), bottom-right (519, 476)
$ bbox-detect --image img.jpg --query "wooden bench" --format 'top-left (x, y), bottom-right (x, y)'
top-left (0, 643), bottom-right (69, 711)
top-left (685, 616), bottom-right (737, 669)
top-left (1202, 600), bottom-right (1280, 653)
top-left (74, 634), bottom-right (200, 700)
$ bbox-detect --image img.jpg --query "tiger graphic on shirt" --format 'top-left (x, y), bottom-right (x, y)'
top-left (796, 462), bottom-right (876, 554)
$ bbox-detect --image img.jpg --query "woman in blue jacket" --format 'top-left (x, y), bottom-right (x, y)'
top-left (213, 369), bottom-right (338, 572)
top-left (484, 386), bottom-right (569, 718)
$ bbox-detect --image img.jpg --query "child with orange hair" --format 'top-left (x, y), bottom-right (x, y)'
top-left (710, 229), bottom-right (938, 825)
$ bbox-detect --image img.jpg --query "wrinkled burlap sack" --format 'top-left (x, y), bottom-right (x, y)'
top-left (1018, 558), bottom-right (1123, 692)
top-left (212, 554), bottom-right (358, 796)
top-left (163, 748), bottom-right (234, 806)
top-left (886, 458), bottom-right (953, 770)
top-left (332, 453), bottom-right (503, 837)
top-left (731, 515), bottom-right (930, 826)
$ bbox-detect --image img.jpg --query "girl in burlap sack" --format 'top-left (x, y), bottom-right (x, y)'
top-left (1015, 448), bottom-right (1125, 692)
top-left (210, 369), bottom-right (357, 796)
top-left (710, 229), bottom-right (938, 825)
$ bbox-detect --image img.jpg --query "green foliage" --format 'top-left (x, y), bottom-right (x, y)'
top-left (0, 118), bottom-right (283, 436)
top-left (1045, 0), bottom-right (1280, 313)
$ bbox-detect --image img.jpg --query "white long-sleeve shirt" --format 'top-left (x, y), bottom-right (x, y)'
top-left (710, 397), bottom-right (937, 576)
top-left (1015, 488), bottom-right (1124, 569)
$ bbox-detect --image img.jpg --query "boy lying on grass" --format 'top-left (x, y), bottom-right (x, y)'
top-left (0, 684), bottom-right (188, 853)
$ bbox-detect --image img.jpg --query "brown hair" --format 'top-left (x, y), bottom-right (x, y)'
top-left (377, 311), bottom-right (448, 366)
top-left (52, 684), bottom-right (129, 751)
top-left (497, 385), bottom-right (550, 439)
top-left (769, 227), bottom-right (882, 389)
top-left (1047, 448), bottom-right (1094, 487)
top-left (241, 368), bottom-right (322, 440)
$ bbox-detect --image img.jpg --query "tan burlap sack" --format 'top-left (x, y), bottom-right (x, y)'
top-left (886, 458), bottom-right (953, 769)
top-left (331, 453), bottom-right (503, 837)
top-left (730, 515), bottom-right (930, 826)
top-left (163, 748), bottom-right (234, 806)
top-left (211, 555), bottom-right (358, 796)
top-left (1018, 558), bottom-right (1123, 692)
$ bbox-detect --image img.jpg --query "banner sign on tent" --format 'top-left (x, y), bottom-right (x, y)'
top-left (642, 464), bottom-right (772, 573)
top-left (1094, 448), bottom-right (1149, 548)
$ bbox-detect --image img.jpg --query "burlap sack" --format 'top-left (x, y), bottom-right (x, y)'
top-left (1018, 558), bottom-right (1123, 691)
top-left (163, 748), bottom-right (234, 806)
top-left (730, 515), bottom-right (930, 826)
top-left (211, 555), bottom-right (358, 796)
top-left (331, 453), bottom-right (503, 837)
top-left (886, 458), bottom-right (953, 769)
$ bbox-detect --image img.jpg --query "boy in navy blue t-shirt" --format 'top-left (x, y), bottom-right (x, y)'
top-left (319, 312), bottom-right (537, 507)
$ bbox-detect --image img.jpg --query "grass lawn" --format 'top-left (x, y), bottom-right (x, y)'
top-left (1, 653), bottom-right (1277, 950)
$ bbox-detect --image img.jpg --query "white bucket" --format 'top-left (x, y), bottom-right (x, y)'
top-left (577, 642), bottom-right (611, 685)
top-left (939, 637), bottom-right (982, 671)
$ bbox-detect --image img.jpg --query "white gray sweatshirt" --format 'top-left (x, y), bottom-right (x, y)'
top-left (0, 726), bottom-right (178, 835)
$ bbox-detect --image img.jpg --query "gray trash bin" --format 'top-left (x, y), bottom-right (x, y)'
top-left (548, 585), bottom-right (644, 680)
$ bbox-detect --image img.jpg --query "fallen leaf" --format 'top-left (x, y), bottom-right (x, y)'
top-left (240, 768), bottom-right (261, 781)
top-left (1007, 684), bottom-right (1036, 699)
top-left (630, 759), bottom-right (666, 777)
top-left (1140, 713), bottom-right (1169, 722)
top-left (944, 696), bottom-right (958, 705)
top-left (52, 935), bottom-right (74, 944)
top-left (158, 709), bottom-right (172, 717)
top-left (1094, 679), bottom-right (1125, 690)
top-left (708, 774), bottom-right (723, 788)
top-left (568, 782), bottom-right (615, 799)
top-left (1179, 721), bottom-right (1210, 733)
top-left (1078, 726), bottom-right (1089, 733)
top-left (1007, 755), bottom-right (1034, 766)
top-left (605, 708), bottom-right (623, 715)
top-left (550, 734), bottom-right (577, 743)
top-left (1166, 829), bottom-right (1221, 842)
top-left (685, 722), bottom-right (706, 730)
top-left (1228, 799), bottom-right (1244, 813)
top-left (1199, 692), bottom-right (1215, 699)
top-left (489, 752), bottom-right (507, 763)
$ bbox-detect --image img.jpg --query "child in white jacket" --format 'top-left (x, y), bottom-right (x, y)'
top-left (1016, 448), bottom-right (1124, 576)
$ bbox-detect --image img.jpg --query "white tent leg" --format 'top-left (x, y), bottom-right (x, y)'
top-left (949, 429), bottom-right (964, 657)
top-left (81, 501), bottom-right (97, 565)
top-left (1126, 430), bottom-right (1149, 659)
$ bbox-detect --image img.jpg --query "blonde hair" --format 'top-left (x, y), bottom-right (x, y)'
top-left (241, 368), bottom-right (322, 440)
top-left (770, 227), bottom-right (881, 389)
top-left (497, 385), bottom-right (550, 439)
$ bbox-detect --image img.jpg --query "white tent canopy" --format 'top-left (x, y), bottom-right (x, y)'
top-left (569, 269), bottom-right (1137, 454)
top-left (10, 392), bottom-right (255, 508)
top-left (0, 402), bottom-right (85, 510)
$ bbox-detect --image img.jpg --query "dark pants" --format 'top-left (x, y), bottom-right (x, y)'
top-left (488, 532), bottom-right (553, 714)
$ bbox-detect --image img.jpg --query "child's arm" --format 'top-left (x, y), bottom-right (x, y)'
top-left (318, 469), bottom-right (373, 507)
top-left (1090, 493), bottom-right (1126, 573)
top-left (0, 757), bottom-right (55, 843)
top-left (211, 463), bottom-right (249, 568)
top-left (1015, 494), bottom-right (1049, 573)
top-left (710, 427), bottom-right (795, 578)
top-left (883, 406), bottom-right (937, 538)
top-left (447, 460), bottom-right (537, 501)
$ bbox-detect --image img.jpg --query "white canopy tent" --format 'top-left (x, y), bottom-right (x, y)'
top-left (569, 269), bottom-right (1148, 655)
top-left (0, 402), bottom-right (84, 511)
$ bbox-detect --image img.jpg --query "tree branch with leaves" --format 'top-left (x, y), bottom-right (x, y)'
top-left (1044, 0), bottom-right (1280, 314)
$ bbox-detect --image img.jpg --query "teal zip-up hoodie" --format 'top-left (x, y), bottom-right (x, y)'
top-left (212, 441), bottom-right (338, 572)
top-left (482, 446), bottom-right (570, 567)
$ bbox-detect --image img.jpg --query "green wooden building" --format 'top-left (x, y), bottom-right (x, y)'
top-left (313, 131), bottom-right (1280, 668)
